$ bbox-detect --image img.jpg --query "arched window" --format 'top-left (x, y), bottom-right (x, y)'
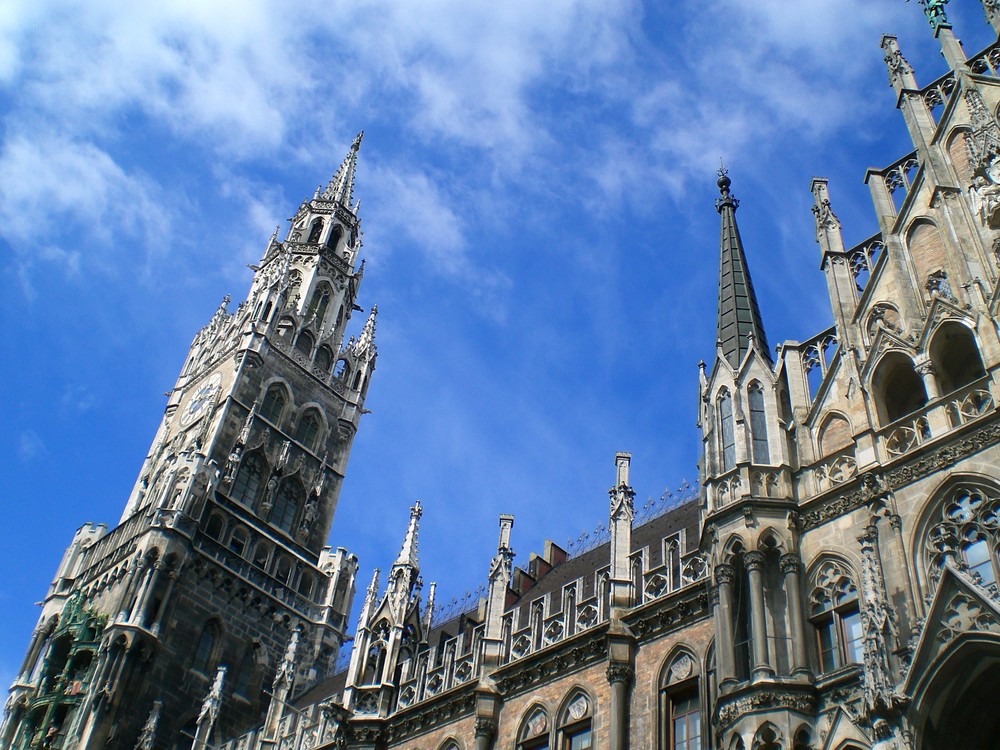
top-left (752, 723), bottom-right (782, 750)
top-left (873, 352), bottom-right (928, 423)
top-left (326, 224), bottom-right (344, 250)
top-left (307, 218), bottom-right (324, 243)
top-left (260, 385), bottom-right (287, 424)
top-left (557, 692), bottom-right (593, 750)
top-left (270, 480), bottom-right (303, 534)
top-left (229, 527), bottom-right (250, 558)
top-left (232, 643), bottom-right (261, 697)
top-left (192, 622), bottom-right (219, 674)
top-left (297, 571), bottom-right (314, 598)
top-left (204, 513), bottom-right (225, 540)
top-left (252, 541), bottom-right (271, 570)
top-left (747, 383), bottom-right (769, 464)
top-left (274, 556), bottom-right (292, 586)
top-left (334, 359), bottom-right (349, 380)
top-left (353, 370), bottom-right (363, 390)
top-left (660, 650), bottom-right (701, 750)
top-left (929, 322), bottom-right (986, 394)
top-left (276, 317), bottom-right (295, 339)
top-left (295, 331), bottom-right (314, 357)
top-left (294, 409), bottom-right (322, 450)
top-left (926, 484), bottom-right (1000, 587)
top-left (718, 390), bottom-right (735, 472)
top-left (231, 454), bottom-right (266, 506)
top-left (808, 559), bottom-right (861, 673)
top-left (517, 707), bottom-right (550, 750)
top-left (315, 346), bottom-right (334, 372)
top-left (306, 283), bottom-right (333, 324)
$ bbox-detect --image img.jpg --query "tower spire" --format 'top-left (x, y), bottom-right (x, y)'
top-left (322, 131), bottom-right (364, 207)
top-left (394, 500), bottom-right (422, 570)
top-left (715, 168), bottom-right (770, 368)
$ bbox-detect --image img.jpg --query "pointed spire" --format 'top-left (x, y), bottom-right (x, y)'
top-left (273, 625), bottom-right (302, 691)
top-left (322, 131), bottom-right (364, 208)
top-left (134, 700), bottom-right (162, 750)
top-left (394, 500), bottom-right (422, 570)
top-left (714, 168), bottom-right (770, 368)
top-left (352, 304), bottom-right (378, 357)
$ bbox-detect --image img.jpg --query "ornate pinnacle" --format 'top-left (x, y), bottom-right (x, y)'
top-left (323, 131), bottom-right (364, 208)
top-left (134, 700), bottom-right (162, 750)
top-left (273, 625), bottom-right (302, 690)
top-left (197, 665), bottom-right (226, 727)
top-left (394, 500), bottom-right (422, 570)
top-left (352, 304), bottom-right (378, 357)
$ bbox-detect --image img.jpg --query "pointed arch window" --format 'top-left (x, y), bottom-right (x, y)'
top-left (295, 331), bottom-right (314, 357)
top-left (270, 480), bottom-right (303, 534)
top-left (233, 643), bottom-right (261, 697)
top-left (926, 485), bottom-right (1000, 588)
top-left (260, 385), bottom-right (287, 424)
top-left (718, 391), bottom-right (735, 472)
top-left (660, 651), bottom-right (701, 750)
top-left (307, 218), bottom-right (324, 243)
top-left (294, 409), bottom-right (322, 450)
top-left (808, 560), bottom-right (861, 673)
top-left (315, 346), bottom-right (334, 372)
top-left (326, 224), bottom-right (344, 250)
top-left (232, 454), bottom-right (266, 506)
top-left (557, 692), bottom-right (592, 750)
top-left (748, 383), bottom-right (769, 464)
top-left (518, 707), bottom-right (550, 750)
top-left (305, 283), bottom-right (332, 323)
top-left (192, 622), bottom-right (219, 674)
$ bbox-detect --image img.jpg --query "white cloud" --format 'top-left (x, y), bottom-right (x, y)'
top-left (17, 430), bottom-right (44, 462)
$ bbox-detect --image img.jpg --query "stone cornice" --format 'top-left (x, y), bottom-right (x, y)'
top-left (382, 685), bottom-right (476, 744)
top-left (493, 625), bottom-right (609, 698)
top-left (622, 582), bottom-right (711, 642)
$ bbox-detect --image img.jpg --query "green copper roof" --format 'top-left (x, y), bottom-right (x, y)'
top-left (715, 170), bottom-right (770, 369)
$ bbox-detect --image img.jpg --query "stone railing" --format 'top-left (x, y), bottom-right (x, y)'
top-left (877, 377), bottom-right (996, 461)
top-left (880, 150), bottom-right (920, 202)
top-left (195, 535), bottom-right (323, 620)
top-left (918, 70), bottom-right (956, 115)
top-left (967, 40), bottom-right (1000, 79)
top-left (813, 449), bottom-right (858, 492)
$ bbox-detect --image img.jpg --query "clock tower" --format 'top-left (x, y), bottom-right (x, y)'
top-left (2, 135), bottom-right (374, 750)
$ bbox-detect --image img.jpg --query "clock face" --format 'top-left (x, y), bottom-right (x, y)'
top-left (180, 373), bottom-right (222, 427)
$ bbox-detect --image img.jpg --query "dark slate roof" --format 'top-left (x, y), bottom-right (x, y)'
top-left (715, 170), bottom-right (770, 369)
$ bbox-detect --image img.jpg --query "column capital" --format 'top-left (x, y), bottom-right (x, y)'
top-left (474, 718), bottom-right (497, 740)
top-left (715, 563), bottom-right (736, 586)
top-left (744, 551), bottom-right (765, 572)
top-left (606, 663), bottom-right (635, 686)
top-left (779, 553), bottom-right (802, 575)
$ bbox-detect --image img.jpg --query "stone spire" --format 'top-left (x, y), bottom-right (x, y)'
top-left (352, 304), bottom-right (378, 358)
top-left (394, 500), bottom-right (422, 571)
top-left (715, 169), bottom-right (770, 368)
top-left (192, 666), bottom-right (225, 750)
top-left (322, 131), bottom-right (364, 208)
top-left (134, 700), bottom-right (161, 750)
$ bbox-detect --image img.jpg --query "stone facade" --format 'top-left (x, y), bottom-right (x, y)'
top-left (9, 6), bottom-right (1000, 750)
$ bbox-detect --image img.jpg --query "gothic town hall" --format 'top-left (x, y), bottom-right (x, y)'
top-left (7, 4), bottom-right (1000, 750)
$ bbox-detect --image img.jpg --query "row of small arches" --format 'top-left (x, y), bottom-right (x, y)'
top-left (202, 510), bottom-right (316, 598)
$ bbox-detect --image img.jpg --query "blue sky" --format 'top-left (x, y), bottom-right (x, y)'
top-left (1, 1), bottom-right (996, 688)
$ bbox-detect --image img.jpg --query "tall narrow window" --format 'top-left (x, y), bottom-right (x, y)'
top-left (307, 219), bottom-right (323, 243)
top-left (748, 383), bottom-right (769, 464)
top-left (270, 481), bottom-right (303, 534)
top-left (669, 690), bottom-right (701, 750)
top-left (305, 284), bottom-right (332, 323)
top-left (809, 560), bottom-right (861, 673)
top-left (517, 708), bottom-right (550, 750)
top-left (294, 410), bottom-right (322, 450)
top-left (192, 623), bottom-right (218, 674)
top-left (719, 391), bottom-right (735, 472)
top-left (295, 331), bottom-right (314, 357)
top-left (260, 385), bottom-right (287, 424)
top-left (232, 644), bottom-right (260, 696)
top-left (557, 693), bottom-right (592, 750)
top-left (231, 454), bottom-right (266, 506)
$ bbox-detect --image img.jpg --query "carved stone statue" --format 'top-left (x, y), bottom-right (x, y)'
top-left (970, 173), bottom-right (1000, 227)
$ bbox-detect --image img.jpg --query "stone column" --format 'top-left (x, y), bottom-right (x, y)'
top-left (714, 563), bottom-right (738, 689)
top-left (744, 551), bottom-right (772, 679)
top-left (150, 568), bottom-right (180, 635)
top-left (474, 719), bottom-right (497, 750)
top-left (606, 663), bottom-right (634, 750)
top-left (780, 554), bottom-right (810, 678)
top-left (915, 361), bottom-right (941, 400)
